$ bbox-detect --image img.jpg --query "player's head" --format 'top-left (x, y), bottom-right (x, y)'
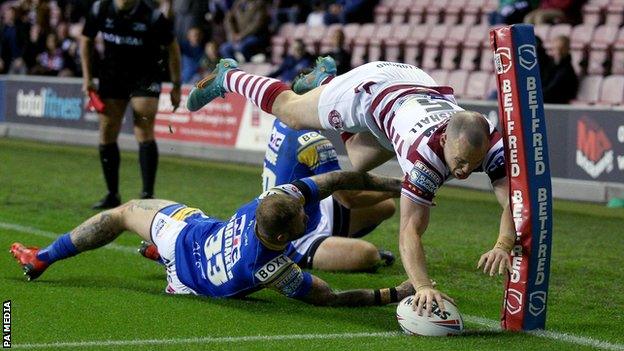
top-left (440, 111), bottom-right (490, 180)
top-left (256, 194), bottom-right (308, 247)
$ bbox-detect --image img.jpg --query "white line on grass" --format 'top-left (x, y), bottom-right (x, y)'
top-left (4, 221), bottom-right (624, 351)
top-left (1, 221), bottom-right (137, 254)
top-left (12, 332), bottom-right (401, 349)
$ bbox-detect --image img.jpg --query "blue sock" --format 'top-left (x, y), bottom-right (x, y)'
top-left (36, 233), bottom-right (79, 264)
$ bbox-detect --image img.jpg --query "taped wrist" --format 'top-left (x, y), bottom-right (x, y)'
top-left (495, 234), bottom-right (516, 252)
top-left (373, 287), bottom-right (399, 305)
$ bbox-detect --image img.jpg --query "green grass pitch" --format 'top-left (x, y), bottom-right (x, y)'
top-left (1, 137), bottom-right (623, 350)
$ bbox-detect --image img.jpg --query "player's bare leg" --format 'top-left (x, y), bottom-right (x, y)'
top-left (344, 132), bottom-right (395, 171)
top-left (131, 97), bottom-right (160, 198)
top-left (312, 237), bottom-right (382, 271)
top-left (348, 198), bottom-right (396, 237)
top-left (10, 199), bottom-right (175, 280)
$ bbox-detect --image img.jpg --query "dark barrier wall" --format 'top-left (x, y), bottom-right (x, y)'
top-left (464, 102), bottom-right (624, 183)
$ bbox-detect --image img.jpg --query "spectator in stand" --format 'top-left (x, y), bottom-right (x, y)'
top-left (31, 32), bottom-right (65, 76)
top-left (57, 21), bottom-right (81, 76)
top-left (524, 0), bottom-right (584, 25)
top-left (220, 0), bottom-right (269, 62)
top-left (269, 39), bottom-right (313, 82)
top-left (543, 35), bottom-right (578, 104)
top-left (321, 28), bottom-right (351, 75)
top-left (180, 26), bottom-right (205, 83)
top-left (0, 6), bottom-right (28, 74)
top-left (172, 0), bottom-right (209, 42)
top-left (199, 40), bottom-right (220, 75)
top-left (489, 0), bottom-right (537, 25)
top-left (21, 23), bottom-right (45, 73)
top-left (323, 0), bottom-right (377, 25)
top-left (306, 0), bottom-right (325, 26)
top-left (270, 0), bottom-right (309, 31)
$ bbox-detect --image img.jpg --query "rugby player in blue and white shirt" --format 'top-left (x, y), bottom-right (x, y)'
top-left (11, 171), bottom-right (414, 306)
top-left (263, 119), bottom-right (397, 272)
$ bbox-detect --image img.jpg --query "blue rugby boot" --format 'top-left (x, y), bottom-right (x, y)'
top-left (292, 56), bottom-right (337, 94)
top-left (186, 58), bottom-right (238, 112)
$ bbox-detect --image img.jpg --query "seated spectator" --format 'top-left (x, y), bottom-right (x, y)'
top-left (323, 0), bottom-right (377, 25)
top-left (219, 0), bottom-right (269, 62)
top-left (0, 6), bottom-right (28, 74)
top-left (306, 0), bottom-right (325, 26)
top-left (31, 32), bottom-right (64, 76)
top-left (321, 28), bottom-right (351, 75)
top-left (524, 0), bottom-right (583, 25)
top-left (21, 23), bottom-right (45, 72)
top-left (543, 35), bottom-right (578, 104)
top-left (56, 21), bottom-right (80, 76)
top-left (199, 41), bottom-right (220, 75)
top-left (489, 0), bottom-right (535, 25)
top-left (270, 0), bottom-right (308, 32)
top-left (269, 39), bottom-right (313, 82)
top-left (180, 26), bottom-right (205, 83)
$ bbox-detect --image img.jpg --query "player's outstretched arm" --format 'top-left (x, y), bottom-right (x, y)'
top-left (399, 195), bottom-right (454, 316)
top-left (298, 276), bottom-right (415, 307)
top-left (308, 171), bottom-right (402, 200)
top-left (477, 177), bottom-right (515, 276)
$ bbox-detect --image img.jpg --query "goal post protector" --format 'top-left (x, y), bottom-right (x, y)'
top-left (489, 24), bottom-right (554, 331)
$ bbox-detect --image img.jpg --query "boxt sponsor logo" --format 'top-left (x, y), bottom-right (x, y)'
top-left (16, 88), bottom-right (82, 120)
top-left (576, 117), bottom-right (613, 178)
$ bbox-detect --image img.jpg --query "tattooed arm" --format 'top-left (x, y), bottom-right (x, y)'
top-left (299, 275), bottom-right (414, 307)
top-left (308, 171), bottom-right (402, 200)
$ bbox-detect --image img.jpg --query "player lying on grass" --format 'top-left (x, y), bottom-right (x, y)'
top-left (260, 118), bottom-right (397, 271)
top-left (186, 58), bottom-right (516, 316)
top-left (11, 171), bottom-right (415, 306)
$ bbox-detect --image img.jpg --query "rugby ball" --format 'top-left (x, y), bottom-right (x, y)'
top-left (396, 296), bottom-right (464, 336)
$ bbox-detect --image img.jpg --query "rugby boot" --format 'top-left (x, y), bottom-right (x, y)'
top-left (138, 241), bottom-right (162, 263)
top-left (186, 58), bottom-right (238, 112)
top-left (10, 243), bottom-right (49, 281)
top-left (292, 56), bottom-right (337, 94)
top-left (378, 249), bottom-right (395, 267)
top-left (92, 193), bottom-right (121, 210)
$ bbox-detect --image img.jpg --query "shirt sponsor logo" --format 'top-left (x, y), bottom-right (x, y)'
top-left (576, 117), bottom-right (613, 178)
top-left (316, 144), bottom-right (338, 165)
top-left (268, 126), bottom-right (285, 151)
top-left (16, 88), bottom-right (82, 120)
top-left (255, 255), bottom-right (292, 282)
top-left (408, 161), bottom-right (441, 194)
top-left (102, 32), bottom-right (143, 46)
top-left (132, 22), bottom-right (147, 32)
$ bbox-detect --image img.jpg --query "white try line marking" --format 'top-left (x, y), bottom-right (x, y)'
top-left (4, 221), bottom-right (624, 351)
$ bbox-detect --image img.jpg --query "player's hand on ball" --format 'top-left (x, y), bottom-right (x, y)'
top-left (477, 247), bottom-right (512, 276)
top-left (413, 286), bottom-right (454, 317)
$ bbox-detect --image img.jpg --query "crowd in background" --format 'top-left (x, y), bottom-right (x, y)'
top-left (0, 0), bottom-right (586, 102)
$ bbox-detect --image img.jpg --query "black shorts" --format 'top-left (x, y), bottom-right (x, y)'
top-left (298, 198), bottom-right (351, 269)
top-left (98, 68), bottom-right (162, 99)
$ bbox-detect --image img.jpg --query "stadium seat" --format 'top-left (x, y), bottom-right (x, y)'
top-left (464, 70), bottom-right (494, 100)
top-left (459, 44), bottom-right (481, 71)
top-left (342, 23), bottom-right (361, 47)
top-left (546, 24), bottom-right (572, 45)
top-left (462, 0), bottom-right (485, 25)
top-left (303, 25), bottom-right (327, 54)
top-left (612, 44), bottom-right (624, 74)
top-left (570, 24), bottom-right (595, 75)
top-left (480, 47), bottom-right (494, 72)
top-left (403, 24), bottom-right (432, 66)
top-left (572, 75), bottom-right (603, 104)
top-left (391, 0), bottom-right (414, 24)
top-left (598, 75), bottom-right (624, 105)
top-left (292, 24), bottom-right (308, 41)
top-left (278, 23), bottom-right (297, 40)
top-left (605, 4), bottom-right (624, 26)
top-left (384, 24), bottom-right (412, 62)
top-left (271, 37), bottom-right (287, 64)
top-left (429, 69), bottom-right (449, 86)
top-left (374, 3), bottom-right (392, 24)
top-left (423, 0), bottom-right (448, 24)
top-left (446, 69), bottom-right (470, 98)
top-left (582, 3), bottom-right (604, 26)
top-left (587, 25), bottom-right (619, 75)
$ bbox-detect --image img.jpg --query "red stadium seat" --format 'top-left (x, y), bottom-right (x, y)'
top-left (420, 25), bottom-right (449, 69)
top-left (429, 69), bottom-right (449, 86)
top-left (403, 23), bottom-right (432, 66)
top-left (278, 23), bottom-right (297, 39)
top-left (391, 0), bottom-right (414, 24)
top-left (368, 24), bottom-right (394, 62)
top-left (598, 75), bottom-right (624, 105)
top-left (342, 23), bottom-right (361, 47)
top-left (292, 24), bottom-right (308, 40)
top-left (582, 4), bottom-right (604, 26)
top-left (465, 25), bottom-right (488, 46)
top-left (464, 70), bottom-right (493, 100)
top-left (572, 75), bottom-right (603, 104)
top-left (612, 45), bottom-right (624, 74)
top-left (384, 24), bottom-right (413, 62)
top-left (443, 0), bottom-right (467, 25)
top-left (546, 24), bottom-right (572, 45)
top-left (460, 44), bottom-right (481, 71)
top-left (446, 69), bottom-right (470, 98)
top-left (479, 47), bottom-right (494, 72)
top-left (424, 0), bottom-right (448, 24)
top-left (462, 0), bottom-right (485, 25)
top-left (374, 4), bottom-right (392, 24)
top-left (570, 24), bottom-right (595, 49)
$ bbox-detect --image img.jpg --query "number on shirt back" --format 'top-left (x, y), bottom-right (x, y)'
top-left (262, 168), bottom-right (277, 191)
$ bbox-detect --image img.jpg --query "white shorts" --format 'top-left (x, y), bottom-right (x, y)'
top-left (150, 205), bottom-right (199, 295)
top-left (317, 61), bottom-right (440, 137)
top-left (290, 196), bottom-right (335, 259)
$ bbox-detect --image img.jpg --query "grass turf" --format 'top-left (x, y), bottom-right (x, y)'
top-left (1, 137), bottom-right (623, 350)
